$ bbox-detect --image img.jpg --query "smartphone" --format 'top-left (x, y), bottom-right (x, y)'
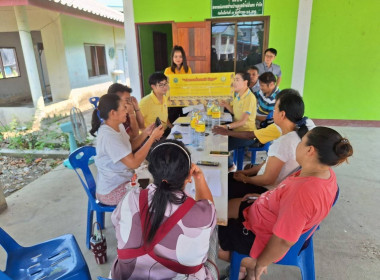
top-left (196, 160), bottom-right (220, 166)
top-left (210, 151), bottom-right (229, 156)
top-left (155, 117), bottom-right (161, 127)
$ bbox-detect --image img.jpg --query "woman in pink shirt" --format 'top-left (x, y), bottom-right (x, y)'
top-left (218, 126), bottom-right (353, 280)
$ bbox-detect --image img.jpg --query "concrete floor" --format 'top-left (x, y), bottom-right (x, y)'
top-left (0, 125), bottom-right (379, 279)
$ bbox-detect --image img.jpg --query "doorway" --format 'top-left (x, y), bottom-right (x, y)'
top-left (137, 23), bottom-right (172, 96)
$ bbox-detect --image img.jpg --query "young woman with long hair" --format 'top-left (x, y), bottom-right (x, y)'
top-left (164, 45), bottom-right (192, 75)
top-left (90, 94), bottom-right (163, 206)
top-left (227, 89), bottom-right (313, 199)
top-left (111, 140), bottom-right (217, 279)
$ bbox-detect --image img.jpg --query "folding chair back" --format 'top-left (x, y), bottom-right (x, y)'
top-left (0, 228), bottom-right (91, 280)
top-left (69, 146), bottom-right (116, 249)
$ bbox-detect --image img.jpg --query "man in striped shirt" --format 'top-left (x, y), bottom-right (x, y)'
top-left (254, 72), bottom-right (280, 122)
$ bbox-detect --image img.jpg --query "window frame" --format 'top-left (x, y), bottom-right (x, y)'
top-left (209, 16), bottom-right (270, 72)
top-left (0, 47), bottom-right (21, 80)
top-left (84, 43), bottom-right (108, 78)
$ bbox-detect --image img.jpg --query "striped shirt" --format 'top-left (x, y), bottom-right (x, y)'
top-left (254, 87), bottom-right (280, 116)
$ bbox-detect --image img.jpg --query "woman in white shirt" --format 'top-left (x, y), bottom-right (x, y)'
top-left (90, 94), bottom-right (164, 206)
top-left (228, 89), bottom-right (311, 201)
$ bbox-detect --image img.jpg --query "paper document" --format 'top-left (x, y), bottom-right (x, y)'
top-left (185, 166), bottom-right (222, 197)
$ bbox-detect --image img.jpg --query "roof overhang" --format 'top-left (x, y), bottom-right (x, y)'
top-left (0, 0), bottom-right (124, 28)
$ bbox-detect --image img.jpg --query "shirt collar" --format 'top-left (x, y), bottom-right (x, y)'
top-left (150, 90), bottom-right (166, 105)
top-left (236, 88), bottom-right (251, 101)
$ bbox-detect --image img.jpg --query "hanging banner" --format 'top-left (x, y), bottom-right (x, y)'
top-left (211, 0), bottom-right (264, 18)
top-left (166, 73), bottom-right (234, 107)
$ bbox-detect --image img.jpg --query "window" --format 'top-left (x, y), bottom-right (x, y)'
top-left (210, 17), bottom-right (269, 73)
top-left (84, 44), bottom-right (108, 77)
top-left (0, 48), bottom-right (20, 79)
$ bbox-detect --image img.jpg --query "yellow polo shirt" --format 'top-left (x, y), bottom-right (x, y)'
top-left (139, 91), bottom-right (168, 128)
top-left (164, 66), bottom-right (192, 75)
top-left (255, 123), bottom-right (281, 144)
top-left (232, 88), bottom-right (257, 132)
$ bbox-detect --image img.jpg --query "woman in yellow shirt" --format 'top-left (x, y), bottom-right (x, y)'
top-left (164, 45), bottom-right (192, 75)
top-left (164, 45), bottom-right (193, 123)
top-left (219, 72), bottom-right (257, 170)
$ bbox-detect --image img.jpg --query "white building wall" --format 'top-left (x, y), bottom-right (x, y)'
top-left (60, 15), bottom-right (124, 90)
top-left (40, 17), bottom-right (71, 101)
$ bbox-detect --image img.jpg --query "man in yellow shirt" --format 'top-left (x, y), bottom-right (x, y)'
top-left (139, 72), bottom-right (172, 135)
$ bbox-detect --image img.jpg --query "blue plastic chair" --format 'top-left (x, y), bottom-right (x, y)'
top-left (69, 146), bottom-right (116, 249)
top-left (89, 97), bottom-right (100, 109)
top-left (230, 226), bottom-right (317, 280)
top-left (233, 141), bottom-right (272, 170)
top-left (0, 227), bottom-right (91, 280)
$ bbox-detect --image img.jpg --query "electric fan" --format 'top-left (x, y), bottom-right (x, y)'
top-left (60, 107), bottom-right (88, 168)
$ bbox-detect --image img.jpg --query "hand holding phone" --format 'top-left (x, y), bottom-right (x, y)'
top-left (155, 117), bottom-right (162, 127)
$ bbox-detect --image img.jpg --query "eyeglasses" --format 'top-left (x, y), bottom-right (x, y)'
top-left (265, 54), bottom-right (275, 58)
top-left (157, 82), bottom-right (169, 88)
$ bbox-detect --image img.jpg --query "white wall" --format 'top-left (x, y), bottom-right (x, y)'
top-left (40, 17), bottom-right (71, 101)
top-left (60, 15), bottom-right (125, 90)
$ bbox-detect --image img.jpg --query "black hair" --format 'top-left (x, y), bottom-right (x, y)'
top-left (89, 94), bottom-right (120, 136)
top-left (306, 127), bottom-right (353, 166)
top-left (247, 65), bottom-right (259, 72)
top-left (144, 139), bottom-right (192, 243)
top-left (170, 45), bottom-right (190, 73)
top-left (258, 72), bottom-right (277, 84)
top-left (149, 72), bottom-right (168, 86)
top-left (107, 83), bottom-right (132, 95)
top-left (265, 48), bottom-right (277, 56)
top-left (235, 72), bottom-right (250, 84)
top-left (275, 89), bottom-right (309, 138)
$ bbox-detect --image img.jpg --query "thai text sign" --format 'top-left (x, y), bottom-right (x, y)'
top-left (166, 73), bottom-right (234, 107)
top-left (211, 0), bottom-right (264, 18)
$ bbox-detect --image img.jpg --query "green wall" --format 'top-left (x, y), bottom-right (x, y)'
top-left (133, 0), bottom-right (380, 120)
top-left (139, 24), bottom-right (172, 95)
top-left (133, 0), bottom-right (211, 23)
top-left (133, 0), bottom-right (299, 90)
top-left (303, 0), bottom-right (380, 120)
top-left (263, 0), bottom-right (299, 91)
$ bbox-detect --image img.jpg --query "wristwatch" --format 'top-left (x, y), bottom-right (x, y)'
top-left (226, 124), bottom-right (232, 130)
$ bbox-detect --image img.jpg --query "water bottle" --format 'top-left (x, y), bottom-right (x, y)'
top-left (211, 100), bottom-right (221, 127)
top-left (126, 174), bottom-right (139, 192)
top-left (190, 110), bottom-right (199, 146)
top-left (195, 115), bottom-right (206, 151)
top-left (206, 99), bottom-right (214, 127)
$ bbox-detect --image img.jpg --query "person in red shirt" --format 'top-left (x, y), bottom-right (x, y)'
top-left (218, 126), bottom-right (353, 280)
